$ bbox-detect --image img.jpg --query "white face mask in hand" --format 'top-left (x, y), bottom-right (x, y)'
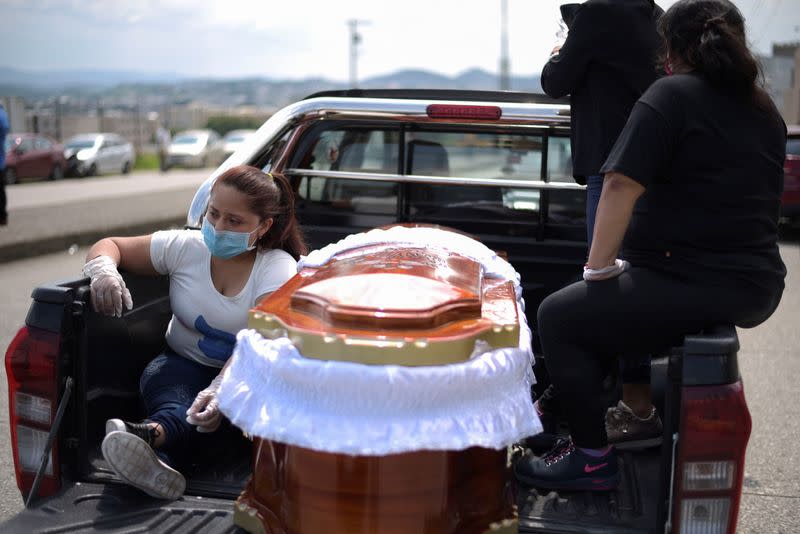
top-left (83, 255), bottom-right (134, 317)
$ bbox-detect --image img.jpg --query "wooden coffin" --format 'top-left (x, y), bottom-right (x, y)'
top-left (234, 239), bottom-right (520, 533)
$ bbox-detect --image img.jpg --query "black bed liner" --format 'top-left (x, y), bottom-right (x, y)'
top-left (518, 449), bottom-right (661, 533)
top-left (5, 442), bottom-right (659, 534)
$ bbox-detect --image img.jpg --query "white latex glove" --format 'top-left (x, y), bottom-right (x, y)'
top-left (583, 259), bottom-right (630, 281)
top-left (186, 374), bottom-right (224, 433)
top-left (83, 255), bottom-right (133, 317)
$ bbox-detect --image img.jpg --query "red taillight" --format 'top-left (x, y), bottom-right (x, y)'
top-left (426, 104), bottom-right (502, 120)
top-left (672, 381), bottom-right (751, 534)
top-left (5, 326), bottom-right (62, 499)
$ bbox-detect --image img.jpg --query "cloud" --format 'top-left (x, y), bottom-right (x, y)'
top-left (0, 0), bottom-right (795, 81)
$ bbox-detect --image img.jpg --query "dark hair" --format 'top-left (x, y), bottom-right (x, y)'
top-left (659, 0), bottom-right (767, 104)
top-left (211, 165), bottom-right (308, 260)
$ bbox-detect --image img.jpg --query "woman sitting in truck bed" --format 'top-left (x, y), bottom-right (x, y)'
top-left (82, 165), bottom-right (306, 499)
top-left (515, 0), bottom-right (786, 491)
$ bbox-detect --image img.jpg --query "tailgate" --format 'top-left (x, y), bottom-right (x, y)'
top-left (0, 481), bottom-right (242, 533)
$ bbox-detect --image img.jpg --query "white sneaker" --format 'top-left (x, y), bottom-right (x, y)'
top-left (105, 418), bottom-right (127, 435)
top-left (101, 430), bottom-right (186, 500)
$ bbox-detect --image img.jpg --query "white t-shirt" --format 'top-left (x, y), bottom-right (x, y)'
top-left (150, 229), bottom-right (297, 368)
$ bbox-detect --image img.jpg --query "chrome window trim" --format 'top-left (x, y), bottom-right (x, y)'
top-left (187, 97), bottom-right (572, 227)
top-left (284, 169), bottom-right (585, 191)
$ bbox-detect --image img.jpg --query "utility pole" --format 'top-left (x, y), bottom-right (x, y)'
top-left (348, 19), bottom-right (370, 88)
top-left (499, 0), bottom-right (511, 91)
top-left (55, 96), bottom-right (63, 142)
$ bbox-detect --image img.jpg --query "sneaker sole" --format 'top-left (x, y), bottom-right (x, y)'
top-left (101, 431), bottom-right (185, 500)
top-left (611, 436), bottom-right (663, 451)
top-left (514, 466), bottom-right (620, 492)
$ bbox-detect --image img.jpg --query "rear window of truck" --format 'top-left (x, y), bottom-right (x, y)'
top-left (289, 123), bottom-right (580, 226)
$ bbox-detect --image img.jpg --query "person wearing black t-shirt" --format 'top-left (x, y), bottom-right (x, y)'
top-left (537, 0), bottom-right (665, 451)
top-left (516, 0), bottom-right (786, 491)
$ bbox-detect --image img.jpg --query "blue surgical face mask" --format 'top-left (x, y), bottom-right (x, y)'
top-left (201, 218), bottom-right (260, 259)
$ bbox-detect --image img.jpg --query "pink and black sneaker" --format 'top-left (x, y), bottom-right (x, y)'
top-left (514, 438), bottom-right (619, 492)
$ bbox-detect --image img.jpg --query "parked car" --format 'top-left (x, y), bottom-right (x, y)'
top-left (164, 129), bottom-right (223, 169)
top-left (3, 133), bottom-right (66, 184)
top-left (216, 129), bottom-right (256, 166)
top-left (782, 125), bottom-right (800, 222)
top-left (63, 133), bottom-right (136, 177)
top-left (2, 90), bottom-right (753, 534)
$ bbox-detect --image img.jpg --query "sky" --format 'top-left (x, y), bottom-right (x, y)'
top-left (1, 0), bottom-right (799, 82)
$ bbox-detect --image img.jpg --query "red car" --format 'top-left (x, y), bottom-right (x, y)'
top-left (783, 125), bottom-right (800, 221)
top-left (3, 133), bottom-right (66, 184)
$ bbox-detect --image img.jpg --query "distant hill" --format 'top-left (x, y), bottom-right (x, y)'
top-left (0, 66), bottom-right (185, 89)
top-left (0, 66), bottom-right (542, 108)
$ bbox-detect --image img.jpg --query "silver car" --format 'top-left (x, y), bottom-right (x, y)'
top-left (216, 129), bottom-right (256, 166)
top-left (165, 129), bottom-right (223, 169)
top-left (63, 133), bottom-right (136, 177)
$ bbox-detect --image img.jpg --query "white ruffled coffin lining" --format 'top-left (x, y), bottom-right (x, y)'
top-left (217, 226), bottom-right (541, 456)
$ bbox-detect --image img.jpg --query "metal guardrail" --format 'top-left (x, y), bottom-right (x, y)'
top-left (283, 169), bottom-right (586, 191)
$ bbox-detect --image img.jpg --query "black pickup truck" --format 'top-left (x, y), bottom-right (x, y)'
top-left (3, 90), bottom-right (751, 533)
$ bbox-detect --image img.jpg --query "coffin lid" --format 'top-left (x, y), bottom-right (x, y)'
top-left (250, 242), bottom-right (519, 365)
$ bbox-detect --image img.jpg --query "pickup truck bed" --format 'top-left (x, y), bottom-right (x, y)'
top-left (3, 447), bottom-right (665, 534)
top-left (3, 266), bottom-right (671, 533)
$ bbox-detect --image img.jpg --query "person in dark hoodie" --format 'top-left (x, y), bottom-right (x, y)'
top-left (533, 0), bottom-right (666, 451)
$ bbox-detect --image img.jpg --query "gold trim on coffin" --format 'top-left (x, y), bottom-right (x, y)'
top-left (248, 311), bottom-right (519, 366)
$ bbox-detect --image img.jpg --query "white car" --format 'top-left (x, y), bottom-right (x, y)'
top-left (63, 133), bottom-right (136, 177)
top-left (165, 129), bottom-right (223, 169)
top-left (216, 129), bottom-right (256, 166)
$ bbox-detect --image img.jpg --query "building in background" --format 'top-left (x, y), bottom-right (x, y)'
top-left (0, 96), bottom-right (26, 133)
top-left (165, 103), bottom-right (221, 132)
top-left (24, 108), bottom-right (157, 149)
top-left (10, 96), bottom-right (273, 150)
top-left (99, 110), bottom-right (157, 150)
top-left (759, 42), bottom-right (799, 124)
top-left (782, 47), bottom-right (800, 125)
top-left (164, 103), bottom-right (272, 134)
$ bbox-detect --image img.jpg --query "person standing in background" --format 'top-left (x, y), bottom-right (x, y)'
top-left (535, 0), bottom-right (665, 450)
top-left (157, 126), bottom-right (171, 173)
top-left (0, 102), bottom-right (10, 226)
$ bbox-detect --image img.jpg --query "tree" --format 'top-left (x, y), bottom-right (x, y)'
top-left (206, 116), bottom-right (264, 136)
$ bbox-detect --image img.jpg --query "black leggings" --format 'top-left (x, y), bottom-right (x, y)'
top-left (537, 267), bottom-right (782, 448)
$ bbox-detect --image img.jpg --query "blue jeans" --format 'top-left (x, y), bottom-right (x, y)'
top-left (139, 350), bottom-right (237, 471)
top-left (585, 175), bottom-right (651, 385)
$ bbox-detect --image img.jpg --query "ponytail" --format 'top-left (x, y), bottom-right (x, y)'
top-left (259, 172), bottom-right (308, 260)
top-left (660, 0), bottom-right (768, 106)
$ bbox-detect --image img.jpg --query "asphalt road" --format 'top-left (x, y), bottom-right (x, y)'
top-left (0, 175), bottom-right (797, 531)
top-left (0, 168), bottom-right (209, 262)
top-left (5, 169), bottom-right (209, 210)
